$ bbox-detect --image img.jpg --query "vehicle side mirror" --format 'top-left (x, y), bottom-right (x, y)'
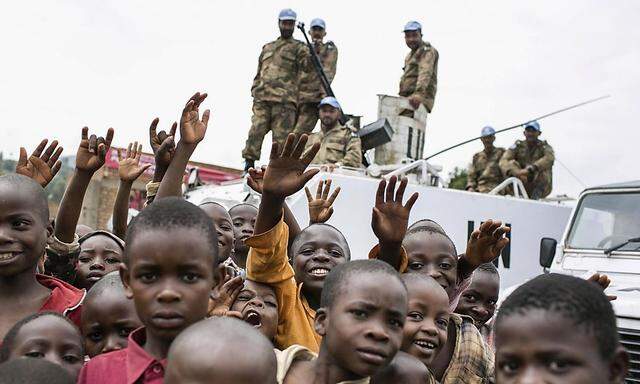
top-left (540, 237), bottom-right (557, 269)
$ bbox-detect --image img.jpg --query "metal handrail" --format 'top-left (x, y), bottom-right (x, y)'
top-left (489, 177), bottom-right (530, 199)
top-left (383, 159), bottom-right (442, 186)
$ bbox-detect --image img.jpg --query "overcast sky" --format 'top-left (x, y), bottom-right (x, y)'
top-left (1, 0), bottom-right (638, 197)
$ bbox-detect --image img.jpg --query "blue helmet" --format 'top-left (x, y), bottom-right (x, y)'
top-left (481, 126), bottom-right (496, 137)
top-left (278, 8), bottom-right (297, 21)
top-left (310, 18), bottom-right (326, 29)
top-left (403, 20), bottom-right (422, 32)
top-left (318, 96), bottom-right (341, 110)
top-left (524, 120), bottom-right (541, 132)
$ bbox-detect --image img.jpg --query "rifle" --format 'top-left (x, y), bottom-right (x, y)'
top-left (296, 22), bottom-right (348, 125)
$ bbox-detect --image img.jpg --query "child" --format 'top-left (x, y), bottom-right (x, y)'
top-left (400, 274), bottom-right (450, 369)
top-left (278, 259), bottom-right (407, 383)
top-left (494, 273), bottom-right (628, 384)
top-left (455, 262), bottom-right (499, 342)
top-left (0, 312), bottom-right (85, 379)
top-left (77, 197), bottom-right (219, 383)
top-left (371, 351), bottom-right (434, 384)
top-left (208, 269), bottom-right (279, 343)
top-left (228, 203), bottom-right (258, 269)
top-left (199, 200), bottom-right (235, 264)
top-left (75, 231), bottom-right (125, 289)
top-left (0, 174), bottom-right (84, 338)
top-left (81, 271), bottom-right (142, 358)
top-left (165, 317), bottom-right (277, 384)
top-left (0, 358), bottom-right (74, 384)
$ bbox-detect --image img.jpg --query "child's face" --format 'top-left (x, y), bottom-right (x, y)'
top-left (292, 226), bottom-right (349, 297)
top-left (401, 278), bottom-right (450, 367)
top-left (230, 280), bottom-right (278, 342)
top-left (81, 289), bottom-right (143, 357)
top-left (75, 235), bottom-right (123, 289)
top-left (9, 315), bottom-right (84, 379)
top-left (201, 204), bottom-right (234, 262)
top-left (318, 272), bottom-right (407, 378)
top-left (229, 205), bottom-right (257, 255)
top-left (495, 309), bottom-right (619, 384)
top-left (0, 186), bottom-right (51, 277)
top-left (122, 228), bottom-right (215, 343)
top-left (403, 233), bottom-right (457, 297)
top-left (455, 270), bottom-right (499, 328)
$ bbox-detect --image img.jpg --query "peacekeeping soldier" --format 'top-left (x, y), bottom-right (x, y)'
top-left (294, 18), bottom-right (339, 135)
top-left (241, 8), bottom-right (310, 172)
top-left (466, 126), bottom-right (506, 193)
top-left (399, 21), bottom-right (439, 114)
top-left (499, 121), bottom-right (555, 199)
top-left (304, 97), bottom-right (362, 168)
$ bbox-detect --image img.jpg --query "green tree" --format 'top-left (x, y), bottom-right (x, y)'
top-left (448, 167), bottom-right (468, 190)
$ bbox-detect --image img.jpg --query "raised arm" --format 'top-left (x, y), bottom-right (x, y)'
top-left (156, 92), bottom-right (209, 200)
top-left (55, 127), bottom-right (113, 243)
top-left (15, 139), bottom-right (64, 188)
top-left (305, 179), bottom-right (340, 225)
top-left (112, 142), bottom-right (151, 239)
top-left (253, 134), bottom-right (320, 235)
top-left (459, 220), bottom-right (510, 279)
top-left (371, 176), bottom-right (419, 271)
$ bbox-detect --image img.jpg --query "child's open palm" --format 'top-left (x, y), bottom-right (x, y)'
top-left (262, 134), bottom-right (320, 199)
top-left (118, 142), bottom-right (151, 182)
top-left (16, 139), bottom-right (63, 188)
top-left (179, 92), bottom-right (210, 145)
top-left (305, 179), bottom-right (341, 224)
top-left (465, 220), bottom-right (511, 267)
top-left (372, 176), bottom-right (419, 244)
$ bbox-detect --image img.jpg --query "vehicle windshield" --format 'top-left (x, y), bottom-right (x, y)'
top-left (566, 192), bottom-right (640, 252)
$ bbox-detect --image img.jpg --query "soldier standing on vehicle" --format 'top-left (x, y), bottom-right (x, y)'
top-left (304, 97), bottom-right (361, 169)
top-left (294, 18), bottom-right (338, 135)
top-left (241, 8), bottom-right (310, 172)
top-left (399, 21), bottom-right (439, 115)
top-left (466, 126), bottom-right (506, 193)
top-left (499, 121), bottom-right (555, 199)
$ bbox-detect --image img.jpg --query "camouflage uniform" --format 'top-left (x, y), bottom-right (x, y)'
top-left (399, 40), bottom-right (439, 112)
top-left (466, 147), bottom-right (506, 193)
top-left (499, 139), bottom-right (555, 199)
top-left (242, 37), bottom-right (309, 161)
top-left (294, 41), bottom-right (338, 135)
top-left (305, 124), bottom-right (362, 168)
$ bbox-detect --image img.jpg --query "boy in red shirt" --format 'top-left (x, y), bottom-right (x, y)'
top-left (77, 197), bottom-right (219, 384)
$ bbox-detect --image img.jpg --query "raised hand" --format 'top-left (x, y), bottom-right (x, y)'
top-left (208, 267), bottom-right (244, 318)
top-left (179, 92), bottom-right (210, 145)
top-left (75, 127), bottom-right (114, 173)
top-left (247, 165), bottom-right (266, 194)
top-left (149, 118), bottom-right (177, 169)
top-left (262, 133), bottom-right (320, 199)
top-left (371, 175), bottom-right (419, 244)
top-left (305, 179), bottom-right (341, 224)
top-left (465, 220), bottom-right (511, 267)
top-left (587, 272), bottom-right (617, 301)
top-left (16, 139), bottom-right (63, 188)
top-left (118, 142), bottom-right (151, 183)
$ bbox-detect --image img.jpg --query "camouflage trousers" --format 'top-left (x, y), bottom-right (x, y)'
top-left (524, 171), bottom-right (552, 199)
top-left (293, 102), bottom-right (320, 135)
top-left (242, 100), bottom-right (297, 161)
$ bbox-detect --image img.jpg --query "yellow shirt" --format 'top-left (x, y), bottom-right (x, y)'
top-left (246, 216), bottom-right (322, 352)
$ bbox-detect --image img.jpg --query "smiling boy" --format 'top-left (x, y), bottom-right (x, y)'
top-left (77, 197), bottom-right (219, 384)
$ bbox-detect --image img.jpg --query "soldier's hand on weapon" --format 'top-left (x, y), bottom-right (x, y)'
top-left (408, 95), bottom-right (422, 110)
top-left (372, 175), bottom-right (419, 245)
top-left (305, 179), bottom-right (341, 225)
top-left (149, 118), bottom-right (177, 170)
top-left (247, 165), bottom-right (266, 194)
top-left (118, 142), bottom-right (151, 183)
top-left (75, 126), bottom-right (114, 174)
top-left (261, 133), bottom-right (320, 200)
top-left (179, 92), bottom-right (210, 146)
top-left (465, 219), bottom-right (510, 268)
top-left (16, 139), bottom-right (64, 188)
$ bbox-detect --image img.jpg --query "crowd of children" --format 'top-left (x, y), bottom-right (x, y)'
top-left (0, 92), bottom-right (629, 383)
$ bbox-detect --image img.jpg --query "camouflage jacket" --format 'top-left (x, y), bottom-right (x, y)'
top-left (305, 124), bottom-right (362, 168)
top-left (399, 40), bottom-right (439, 112)
top-left (500, 139), bottom-right (555, 198)
top-left (298, 41), bottom-right (338, 103)
top-left (251, 37), bottom-right (310, 104)
top-left (466, 147), bottom-right (506, 192)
